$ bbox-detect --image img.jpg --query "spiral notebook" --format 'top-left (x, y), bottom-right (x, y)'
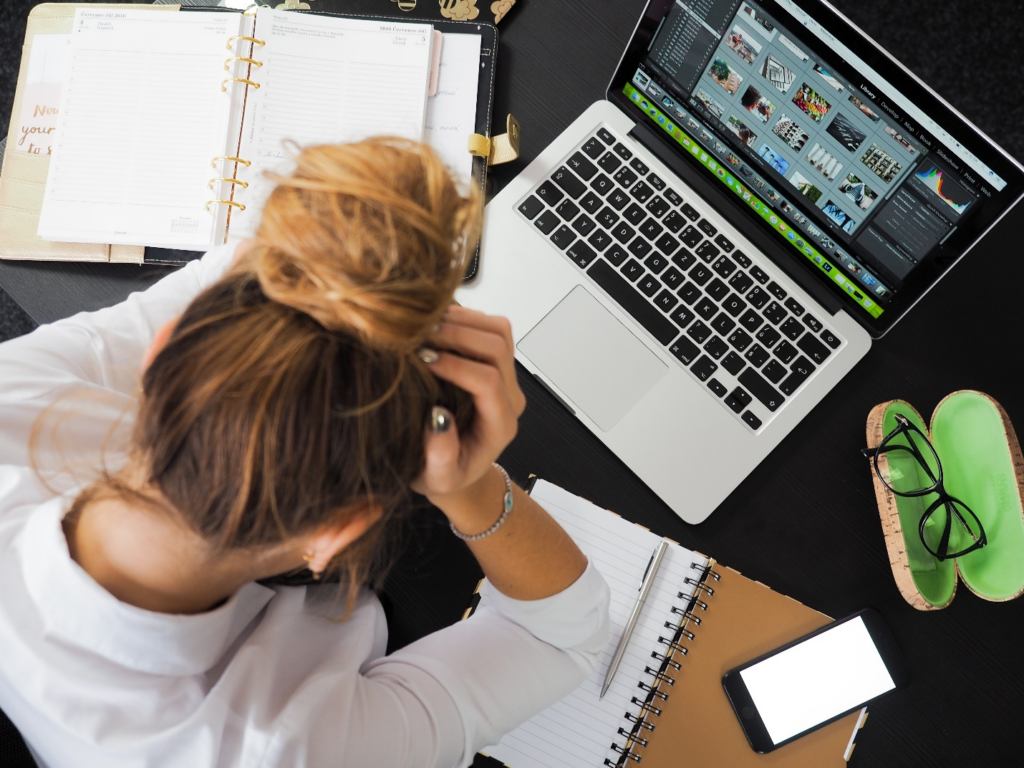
top-left (474, 479), bottom-right (867, 768)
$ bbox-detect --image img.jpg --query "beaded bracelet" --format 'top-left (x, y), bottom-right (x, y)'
top-left (449, 463), bottom-right (514, 541)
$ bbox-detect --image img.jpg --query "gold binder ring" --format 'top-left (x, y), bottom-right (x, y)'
top-left (205, 200), bottom-right (247, 212)
top-left (224, 57), bottom-right (264, 71)
top-left (221, 78), bottom-right (261, 92)
top-left (208, 178), bottom-right (250, 190)
top-left (227, 35), bottom-right (266, 50)
top-left (211, 156), bottom-right (252, 169)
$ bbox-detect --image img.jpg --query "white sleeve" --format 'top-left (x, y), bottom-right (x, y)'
top-left (300, 560), bottom-right (610, 768)
top-left (0, 243), bottom-right (237, 472)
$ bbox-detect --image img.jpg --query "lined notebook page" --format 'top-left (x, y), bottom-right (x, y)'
top-left (38, 9), bottom-right (245, 249)
top-left (479, 480), bottom-right (709, 768)
top-left (423, 32), bottom-right (481, 185)
top-left (230, 10), bottom-right (433, 239)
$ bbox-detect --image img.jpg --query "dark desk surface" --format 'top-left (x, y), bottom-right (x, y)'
top-left (3, 1), bottom-right (1024, 765)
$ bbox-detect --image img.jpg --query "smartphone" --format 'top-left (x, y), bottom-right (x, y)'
top-left (722, 608), bottom-right (909, 753)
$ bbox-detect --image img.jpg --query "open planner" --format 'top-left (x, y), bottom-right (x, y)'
top-left (1, 3), bottom-right (495, 264)
top-left (475, 480), bottom-right (868, 768)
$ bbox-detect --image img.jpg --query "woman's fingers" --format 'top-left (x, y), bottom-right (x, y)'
top-left (425, 351), bottom-right (519, 445)
top-left (411, 409), bottom-right (464, 496)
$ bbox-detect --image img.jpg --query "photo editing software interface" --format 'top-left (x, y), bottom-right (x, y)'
top-left (627, 0), bottom-right (1008, 319)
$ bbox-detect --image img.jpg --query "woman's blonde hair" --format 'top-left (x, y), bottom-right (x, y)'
top-left (82, 138), bottom-right (481, 599)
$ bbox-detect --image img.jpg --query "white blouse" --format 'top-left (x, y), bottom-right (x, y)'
top-left (0, 243), bottom-right (611, 768)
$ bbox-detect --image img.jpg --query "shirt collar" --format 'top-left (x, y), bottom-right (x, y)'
top-left (18, 499), bottom-right (275, 676)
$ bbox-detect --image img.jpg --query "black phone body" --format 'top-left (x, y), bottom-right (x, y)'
top-left (722, 608), bottom-right (910, 753)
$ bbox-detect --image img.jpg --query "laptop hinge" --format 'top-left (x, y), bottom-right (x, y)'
top-left (627, 121), bottom-right (846, 317)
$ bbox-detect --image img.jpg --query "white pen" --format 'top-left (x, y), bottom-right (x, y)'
top-left (600, 539), bottom-right (669, 699)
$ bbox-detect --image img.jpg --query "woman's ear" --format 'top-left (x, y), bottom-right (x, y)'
top-left (305, 503), bottom-right (384, 575)
top-left (142, 318), bottom-right (179, 372)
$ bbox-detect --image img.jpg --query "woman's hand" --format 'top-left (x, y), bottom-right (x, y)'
top-left (412, 306), bottom-right (526, 504)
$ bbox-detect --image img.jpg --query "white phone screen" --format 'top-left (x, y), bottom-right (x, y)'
top-left (739, 617), bottom-right (895, 744)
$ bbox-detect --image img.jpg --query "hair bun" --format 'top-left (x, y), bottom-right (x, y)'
top-left (250, 138), bottom-right (481, 352)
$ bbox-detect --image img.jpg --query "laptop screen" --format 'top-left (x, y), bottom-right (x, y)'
top-left (608, 0), bottom-right (1024, 334)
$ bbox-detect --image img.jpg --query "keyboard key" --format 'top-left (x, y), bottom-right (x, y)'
top-left (728, 272), bottom-right (754, 294)
top-left (645, 196), bottom-right (670, 217)
top-left (803, 314), bottom-right (823, 333)
top-left (588, 229), bottom-right (612, 251)
top-left (613, 142), bottom-right (632, 160)
top-left (566, 241), bottom-right (597, 269)
top-left (654, 233), bottom-right (680, 256)
top-left (762, 359), bottom-right (787, 383)
top-left (747, 287), bottom-right (770, 309)
top-left (605, 244), bottom-right (628, 266)
top-left (744, 344), bottom-right (769, 367)
top-left (581, 136), bottom-right (604, 158)
top-left (644, 252), bottom-right (668, 274)
top-left (662, 266), bottom-right (685, 290)
top-left (691, 355), bottom-right (718, 381)
top-left (774, 340), bottom-right (798, 364)
top-left (596, 207), bottom-right (619, 229)
top-left (779, 317), bottom-right (804, 341)
top-left (518, 195), bottom-right (544, 219)
top-left (708, 378), bottom-right (728, 397)
top-left (784, 298), bottom-right (804, 317)
top-left (681, 203), bottom-right (700, 221)
top-left (597, 128), bottom-right (616, 144)
top-left (629, 157), bottom-right (650, 175)
top-left (680, 226), bottom-right (703, 248)
top-left (567, 152), bottom-right (597, 180)
top-left (663, 211), bottom-right (687, 233)
top-left (579, 192), bottom-right (603, 214)
top-left (695, 297), bottom-right (718, 320)
top-left (587, 259), bottom-right (678, 345)
top-left (612, 222), bottom-right (635, 243)
top-left (668, 336), bottom-right (700, 364)
top-left (664, 188), bottom-right (684, 207)
top-left (722, 352), bottom-right (745, 376)
top-left (722, 294), bottom-right (747, 317)
top-left (797, 334), bottom-right (831, 364)
top-left (766, 280), bottom-right (787, 300)
top-left (627, 237), bottom-right (652, 258)
top-left (598, 152), bottom-right (622, 173)
top-left (640, 218), bottom-right (664, 241)
top-left (638, 274), bottom-right (660, 297)
top-left (572, 215), bottom-right (597, 237)
top-left (697, 219), bottom-right (718, 237)
top-left (620, 258), bottom-right (644, 281)
top-left (670, 305), bottom-right (695, 328)
top-left (614, 167), bottom-right (638, 188)
top-left (630, 181), bottom-right (654, 203)
top-left (556, 199), bottom-right (581, 221)
top-left (733, 251), bottom-right (752, 268)
top-left (552, 166), bottom-right (586, 198)
top-left (725, 387), bottom-right (752, 413)
top-left (550, 225), bottom-right (575, 249)
top-left (742, 411), bottom-right (762, 429)
top-left (820, 329), bottom-right (841, 349)
top-left (712, 256), bottom-right (736, 279)
top-left (780, 362), bottom-right (813, 395)
top-left (671, 249), bottom-right (695, 271)
top-left (689, 264), bottom-right (712, 286)
top-left (687, 320), bottom-right (712, 344)
top-left (695, 241), bottom-right (720, 263)
top-left (750, 265), bottom-right (769, 284)
top-left (647, 173), bottom-right (666, 190)
top-left (704, 336), bottom-right (728, 360)
top-left (739, 309), bottom-right (763, 332)
top-left (624, 203), bottom-right (647, 225)
top-left (706, 279), bottom-right (729, 302)
top-left (535, 210), bottom-right (559, 234)
top-left (678, 282), bottom-right (701, 304)
top-left (762, 301), bottom-right (787, 325)
top-left (711, 313), bottom-right (735, 336)
top-left (755, 326), bottom-right (781, 348)
top-left (606, 189), bottom-right (630, 210)
top-left (714, 234), bottom-right (734, 252)
top-left (738, 369), bottom-right (784, 412)
top-left (654, 289), bottom-right (678, 312)
top-left (790, 355), bottom-right (816, 378)
top-left (727, 328), bottom-right (753, 352)
top-left (590, 174), bottom-right (614, 196)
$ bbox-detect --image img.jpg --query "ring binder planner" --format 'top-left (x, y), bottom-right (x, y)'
top-left (205, 200), bottom-right (246, 211)
top-left (208, 178), bottom-right (249, 190)
top-left (224, 56), bottom-right (264, 70)
top-left (211, 156), bottom-right (252, 168)
top-left (221, 77), bottom-right (261, 92)
top-left (226, 35), bottom-right (265, 49)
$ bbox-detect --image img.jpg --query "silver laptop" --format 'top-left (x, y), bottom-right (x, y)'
top-left (458, 0), bottom-right (1024, 523)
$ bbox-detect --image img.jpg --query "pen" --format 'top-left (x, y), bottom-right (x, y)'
top-left (600, 539), bottom-right (669, 699)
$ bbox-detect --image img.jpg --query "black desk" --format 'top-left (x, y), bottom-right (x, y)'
top-left (3, 2), bottom-right (1024, 765)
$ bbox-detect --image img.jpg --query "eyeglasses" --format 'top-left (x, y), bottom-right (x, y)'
top-left (863, 413), bottom-right (986, 561)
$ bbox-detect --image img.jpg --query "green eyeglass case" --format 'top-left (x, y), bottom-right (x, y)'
top-left (866, 391), bottom-right (1024, 611)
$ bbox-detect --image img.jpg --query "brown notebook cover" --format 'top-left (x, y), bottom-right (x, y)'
top-left (627, 564), bottom-right (866, 767)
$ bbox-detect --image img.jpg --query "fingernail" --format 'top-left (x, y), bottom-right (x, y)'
top-left (418, 348), bottom-right (440, 364)
top-left (432, 322), bottom-right (443, 334)
top-left (430, 406), bottom-right (453, 434)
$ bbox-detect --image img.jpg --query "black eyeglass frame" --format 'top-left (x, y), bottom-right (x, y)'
top-left (863, 413), bottom-right (987, 562)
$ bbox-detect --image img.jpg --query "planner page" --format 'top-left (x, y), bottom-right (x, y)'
top-left (37, 9), bottom-right (246, 250)
top-left (230, 10), bottom-right (434, 239)
top-left (478, 480), bottom-right (710, 768)
top-left (423, 31), bottom-right (481, 186)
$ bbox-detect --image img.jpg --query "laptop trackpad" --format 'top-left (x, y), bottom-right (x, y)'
top-left (517, 285), bottom-right (667, 432)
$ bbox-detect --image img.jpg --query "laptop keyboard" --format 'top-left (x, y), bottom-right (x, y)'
top-left (515, 125), bottom-right (845, 432)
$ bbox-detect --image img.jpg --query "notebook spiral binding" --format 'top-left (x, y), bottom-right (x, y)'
top-left (604, 559), bottom-right (719, 767)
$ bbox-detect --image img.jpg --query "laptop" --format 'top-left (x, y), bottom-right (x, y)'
top-left (458, 0), bottom-right (1024, 524)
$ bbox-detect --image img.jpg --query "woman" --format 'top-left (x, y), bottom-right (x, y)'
top-left (0, 138), bottom-right (610, 767)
